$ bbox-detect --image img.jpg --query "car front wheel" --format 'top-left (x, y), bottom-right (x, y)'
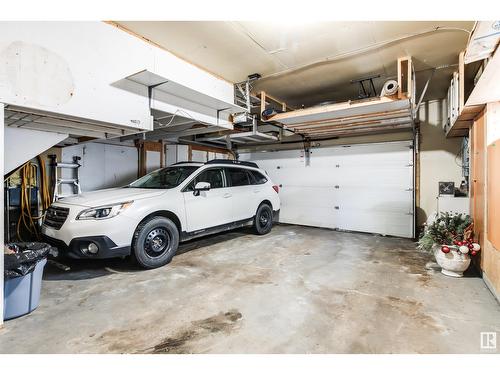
top-left (132, 216), bottom-right (179, 269)
top-left (254, 203), bottom-right (273, 235)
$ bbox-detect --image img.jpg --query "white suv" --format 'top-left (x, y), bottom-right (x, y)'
top-left (41, 160), bottom-right (280, 269)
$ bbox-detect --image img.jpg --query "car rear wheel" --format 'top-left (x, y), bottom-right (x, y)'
top-left (254, 203), bottom-right (273, 235)
top-left (132, 216), bottom-right (179, 269)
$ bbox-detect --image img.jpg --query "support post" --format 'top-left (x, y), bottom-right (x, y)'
top-left (135, 140), bottom-right (147, 178)
top-left (159, 140), bottom-right (165, 168)
top-left (397, 56), bottom-right (413, 99)
top-left (245, 79), bottom-right (251, 113)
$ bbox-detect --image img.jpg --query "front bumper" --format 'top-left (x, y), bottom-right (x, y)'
top-left (41, 201), bottom-right (140, 259)
top-left (42, 234), bottom-right (131, 259)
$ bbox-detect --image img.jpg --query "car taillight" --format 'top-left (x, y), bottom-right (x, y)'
top-left (272, 185), bottom-right (279, 193)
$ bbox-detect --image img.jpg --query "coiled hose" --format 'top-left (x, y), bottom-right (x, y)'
top-left (7, 157), bottom-right (52, 241)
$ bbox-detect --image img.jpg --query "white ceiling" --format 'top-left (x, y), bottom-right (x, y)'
top-left (116, 21), bottom-right (475, 107)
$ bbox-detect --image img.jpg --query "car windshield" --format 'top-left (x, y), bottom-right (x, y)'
top-left (127, 166), bottom-right (199, 189)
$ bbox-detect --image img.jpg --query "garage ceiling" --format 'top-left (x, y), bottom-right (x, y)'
top-left (115, 21), bottom-right (475, 107)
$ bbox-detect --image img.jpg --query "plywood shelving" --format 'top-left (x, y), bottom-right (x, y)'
top-left (262, 57), bottom-right (415, 139)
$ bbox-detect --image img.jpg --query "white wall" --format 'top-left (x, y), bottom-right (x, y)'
top-left (0, 22), bottom-right (235, 132)
top-left (417, 99), bottom-right (464, 226)
top-left (60, 143), bottom-right (138, 194)
top-left (4, 127), bottom-right (67, 174)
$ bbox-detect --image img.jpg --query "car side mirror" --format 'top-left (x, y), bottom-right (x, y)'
top-left (193, 181), bottom-right (211, 196)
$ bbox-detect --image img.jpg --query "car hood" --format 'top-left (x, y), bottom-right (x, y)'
top-left (56, 188), bottom-right (166, 208)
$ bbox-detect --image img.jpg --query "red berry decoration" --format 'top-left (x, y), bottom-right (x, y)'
top-left (468, 243), bottom-right (474, 249)
top-left (471, 250), bottom-right (477, 256)
top-left (441, 245), bottom-right (450, 253)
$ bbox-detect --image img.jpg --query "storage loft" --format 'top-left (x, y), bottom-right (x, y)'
top-left (261, 57), bottom-right (415, 138)
top-left (263, 95), bottom-right (413, 138)
top-left (446, 30), bottom-right (500, 138)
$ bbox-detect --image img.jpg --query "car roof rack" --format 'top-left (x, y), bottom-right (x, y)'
top-left (172, 161), bottom-right (203, 165)
top-left (205, 159), bottom-right (259, 168)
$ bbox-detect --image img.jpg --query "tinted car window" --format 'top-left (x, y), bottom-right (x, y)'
top-left (249, 170), bottom-right (268, 185)
top-left (186, 168), bottom-right (224, 191)
top-left (128, 166), bottom-right (199, 189)
top-left (227, 168), bottom-right (251, 187)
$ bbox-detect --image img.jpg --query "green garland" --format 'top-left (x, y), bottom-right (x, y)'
top-left (418, 212), bottom-right (472, 252)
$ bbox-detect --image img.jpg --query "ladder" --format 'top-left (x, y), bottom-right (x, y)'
top-left (48, 155), bottom-right (82, 201)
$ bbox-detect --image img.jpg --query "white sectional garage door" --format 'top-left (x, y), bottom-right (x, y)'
top-left (240, 141), bottom-right (414, 238)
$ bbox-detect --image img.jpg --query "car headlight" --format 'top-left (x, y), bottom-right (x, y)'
top-left (76, 201), bottom-right (133, 220)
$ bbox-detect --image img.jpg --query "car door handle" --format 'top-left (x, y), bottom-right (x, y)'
top-left (253, 189), bottom-right (260, 193)
top-left (223, 193), bottom-right (232, 198)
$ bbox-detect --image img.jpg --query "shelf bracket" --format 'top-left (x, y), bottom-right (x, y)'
top-left (148, 80), bottom-right (169, 112)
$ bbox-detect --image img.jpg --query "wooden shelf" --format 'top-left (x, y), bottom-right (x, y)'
top-left (265, 96), bottom-right (413, 138)
top-left (446, 104), bottom-right (484, 137)
top-left (446, 47), bottom-right (499, 138)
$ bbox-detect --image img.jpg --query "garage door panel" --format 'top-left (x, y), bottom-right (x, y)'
top-left (338, 167), bottom-right (412, 187)
top-left (261, 166), bottom-right (340, 187)
top-left (335, 189), bottom-right (413, 212)
top-left (313, 144), bottom-right (411, 164)
top-left (279, 186), bottom-right (338, 228)
top-left (338, 211), bottom-right (413, 238)
top-left (280, 185), bottom-right (338, 207)
top-left (278, 167), bottom-right (337, 186)
top-left (241, 141), bottom-right (414, 238)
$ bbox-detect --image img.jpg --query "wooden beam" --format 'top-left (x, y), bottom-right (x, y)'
top-left (159, 140), bottom-right (165, 168)
top-left (397, 58), bottom-right (403, 99)
top-left (407, 56), bottom-right (413, 100)
top-left (295, 118), bottom-right (412, 133)
top-left (285, 109), bottom-right (410, 129)
top-left (298, 124), bottom-right (412, 138)
top-left (136, 140), bottom-right (166, 176)
top-left (459, 50), bottom-right (465, 113)
top-left (397, 56), bottom-right (413, 99)
top-left (260, 91), bottom-right (267, 118)
top-left (268, 96), bottom-right (410, 124)
top-left (142, 141), bottom-right (162, 153)
top-left (261, 92), bottom-right (294, 111)
top-left (258, 91), bottom-right (294, 122)
top-left (189, 143), bottom-right (232, 154)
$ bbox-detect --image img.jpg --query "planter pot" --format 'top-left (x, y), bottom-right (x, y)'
top-left (433, 245), bottom-right (471, 277)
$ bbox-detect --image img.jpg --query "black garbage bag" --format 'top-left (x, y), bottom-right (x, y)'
top-left (4, 242), bottom-right (51, 279)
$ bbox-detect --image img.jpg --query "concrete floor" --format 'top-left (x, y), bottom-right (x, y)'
top-left (1, 224), bottom-right (499, 354)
